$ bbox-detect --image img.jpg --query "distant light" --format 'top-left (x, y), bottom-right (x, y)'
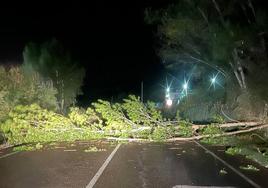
top-left (166, 87), bottom-right (170, 93)
top-left (209, 72), bottom-right (221, 89)
top-left (166, 99), bottom-right (172, 106)
top-left (182, 79), bottom-right (189, 97)
top-left (211, 77), bottom-right (216, 84)
top-left (183, 83), bottom-right (188, 90)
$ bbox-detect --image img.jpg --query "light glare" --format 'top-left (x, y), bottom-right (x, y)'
top-left (183, 83), bottom-right (188, 90)
top-left (211, 77), bottom-right (216, 83)
top-left (166, 99), bottom-right (172, 106)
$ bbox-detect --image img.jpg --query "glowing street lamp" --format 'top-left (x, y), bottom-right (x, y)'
top-left (211, 77), bottom-right (216, 84)
top-left (166, 87), bottom-right (170, 93)
top-left (209, 72), bottom-right (222, 89)
top-left (166, 98), bottom-right (173, 107)
top-left (183, 83), bottom-right (188, 90)
top-left (182, 79), bottom-right (189, 96)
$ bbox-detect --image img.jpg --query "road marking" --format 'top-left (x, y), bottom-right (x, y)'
top-left (86, 144), bottom-right (121, 188)
top-left (173, 186), bottom-right (236, 188)
top-left (194, 141), bottom-right (261, 188)
top-left (0, 151), bottom-right (20, 159)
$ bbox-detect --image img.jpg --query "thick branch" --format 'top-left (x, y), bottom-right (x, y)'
top-left (168, 123), bottom-right (268, 141)
top-left (191, 122), bottom-right (262, 130)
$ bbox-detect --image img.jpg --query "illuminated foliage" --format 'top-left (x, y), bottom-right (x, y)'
top-left (92, 100), bottom-right (132, 131)
top-left (149, 126), bottom-right (173, 141)
top-left (122, 95), bottom-right (163, 127)
top-left (0, 104), bottom-right (101, 145)
top-left (68, 107), bottom-right (103, 130)
top-left (177, 120), bottom-right (193, 137)
top-left (0, 66), bottom-right (58, 122)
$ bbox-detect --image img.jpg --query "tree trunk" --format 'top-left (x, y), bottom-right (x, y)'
top-left (237, 61), bottom-right (247, 89)
top-left (168, 123), bottom-right (268, 141)
top-left (232, 49), bottom-right (247, 90)
top-left (230, 61), bottom-right (243, 89)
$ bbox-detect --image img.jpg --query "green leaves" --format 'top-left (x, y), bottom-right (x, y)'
top-left (92, 100), bottom-right (130, 131)
top-left (122, 95), bottom-right (148, 125)
top-left (0, 66), bottom-right (58, 122)
top-left (68, 107), bottom-right (102, 130)
top-left (0, 94), bottom-right (191, 144)
top-left (0, 104), bottom-right (103, 145)
top-left (122, 95), bottom-right (163, 127)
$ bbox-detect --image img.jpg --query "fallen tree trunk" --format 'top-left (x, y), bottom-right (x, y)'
top-left (106, 137), bottom-right (147, 142)
top-left (168, 123), bottom-right (268, 142)
top-left (191, 121), bottom-right (262, 130)
top-left (213, 122), bottom-right (261, 128)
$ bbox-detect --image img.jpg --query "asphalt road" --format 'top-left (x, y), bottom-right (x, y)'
top-left (0, 141), bottom-right (267, 188)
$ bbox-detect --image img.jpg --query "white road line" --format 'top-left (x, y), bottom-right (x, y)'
top-left (86, 144), bottom-right (121, 188)
top-left (194, 141), bottom-right (261, 188)
top-left (173, 186), bottom-right (235, 188)
top-left (0, 151), bottom-right (20, 159)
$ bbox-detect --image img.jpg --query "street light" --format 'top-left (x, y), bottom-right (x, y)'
top-left (209, 72), bottom-right (222, 89)
top-left (183, 83), bottom-right (188, 90)
top-left (182, 79), bottom-right (189, 96)
top-left (166, 87), bottom-right (170, 93)
top-left (211, 77), bottom-right (216, 84)
top-left (166, 98), bottom-right (173, 107)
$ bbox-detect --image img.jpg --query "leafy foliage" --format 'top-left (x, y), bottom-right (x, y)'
top-left (68, 107), bottom-right (102, 129)
top-left (0, 66), bottom-right (57, 122)
top-left (226, 146), bottom-right (268, 168)
top-left (201, 124), bottom-right (227, 145)
top-left (13, 143), bottom-right (43, 151)
top-left (239, 165), bottom-right (260, 171)
top-left (84, 146), bottom-right (106, 153)
top-left (122, 95), bottom-right (163, 127)
top-left (212, 114), bottom-right (225, 124)
top-left (149, 126), bottom-right (174, 141)
top-left (0, 104), bottom-right (101, 145)
top-left (92, 99), bottom-right (132, 131)
top-left (177, 121), bottom-right (193, 137)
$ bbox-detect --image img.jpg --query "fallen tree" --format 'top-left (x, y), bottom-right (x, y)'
top-left (1, 95), bottom-right (267, 145)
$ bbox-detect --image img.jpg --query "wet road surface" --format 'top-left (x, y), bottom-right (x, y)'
top-left (0, 141), bottom-right (267, 188)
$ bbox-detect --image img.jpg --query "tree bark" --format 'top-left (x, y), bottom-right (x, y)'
top-left (230, 61), bottom-right (243, 89)
top-left (190, 121), bottom-right (262, 130)
top-left (232, 49), bottom-right (247, 89)
top-left (168, 123), bottom-right (268, 141)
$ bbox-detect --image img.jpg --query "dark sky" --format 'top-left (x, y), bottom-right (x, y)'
top-left (0, 1), bottom-right (172, 104)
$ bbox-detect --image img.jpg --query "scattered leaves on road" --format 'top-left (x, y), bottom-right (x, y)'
top-left (64, 149), bottom-right (77, 152)
top-left (219, 168), bottom-right (228, 175)
top-left (84, 146), bottom-right (106, 152)
top-left (239, 165), bottom-right (260, 171)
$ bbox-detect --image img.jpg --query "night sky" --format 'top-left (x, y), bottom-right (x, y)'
top-left (0, 1), bottom-right (172, 104)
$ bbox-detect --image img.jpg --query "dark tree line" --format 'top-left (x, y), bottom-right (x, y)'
top-left (145, 0), bottom-right (268, 120)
